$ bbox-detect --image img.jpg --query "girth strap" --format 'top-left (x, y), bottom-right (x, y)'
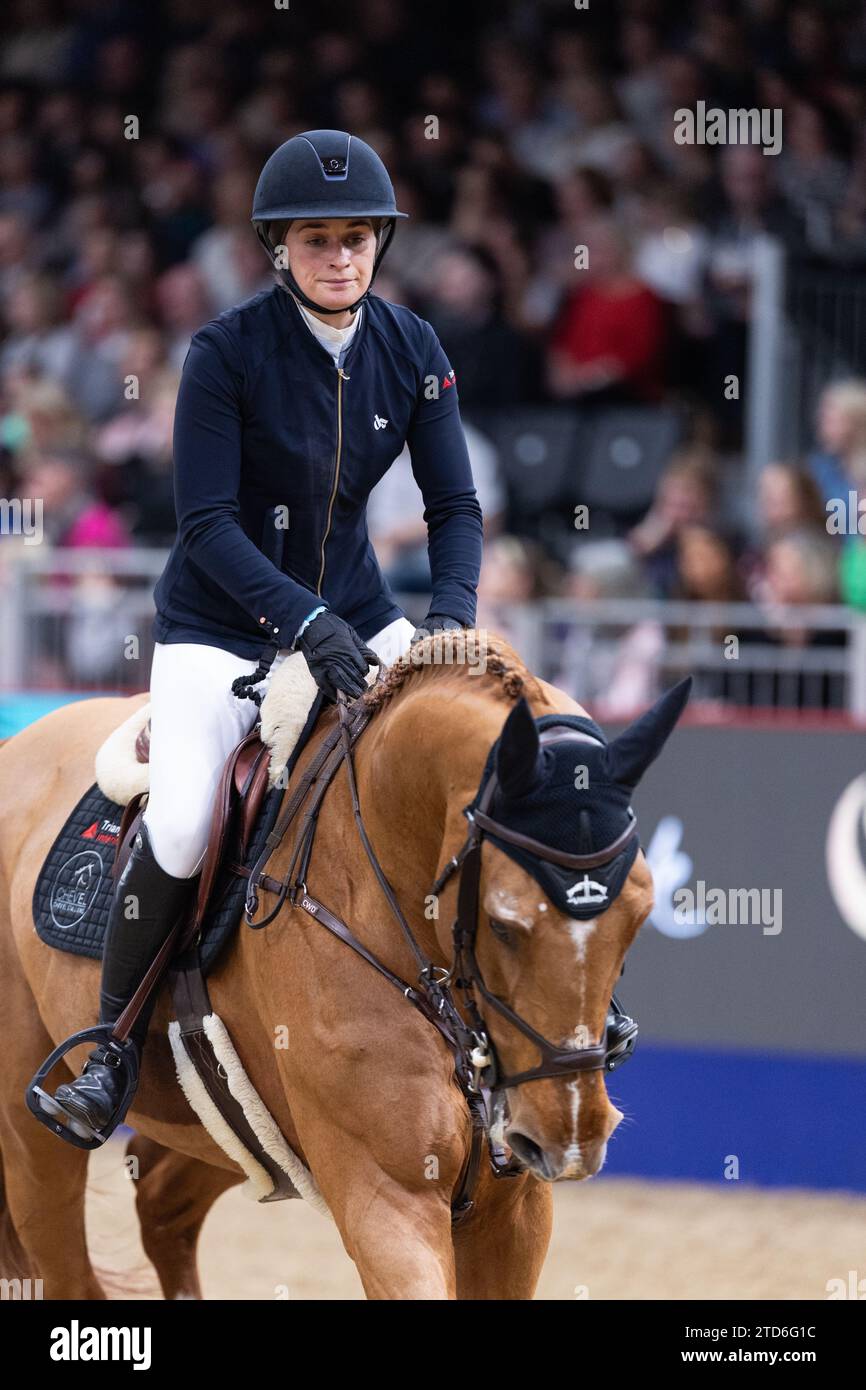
top-left (169, 953), bottom-right (302, 1202)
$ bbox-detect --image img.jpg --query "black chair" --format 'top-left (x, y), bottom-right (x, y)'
top-left (463, 406), bottom-right (587, 530)
top-left (578, 406), bottom-right (683, 519)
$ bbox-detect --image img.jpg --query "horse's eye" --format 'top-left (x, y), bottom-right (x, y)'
top-left (488, 917), bottom-right (512, 944)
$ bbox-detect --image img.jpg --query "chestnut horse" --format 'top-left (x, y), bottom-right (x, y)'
top-left (0, 633), bottom-right (677, 1300)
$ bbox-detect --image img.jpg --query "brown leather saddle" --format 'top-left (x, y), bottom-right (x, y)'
top-left (116, 717), bottom-right (273, 935)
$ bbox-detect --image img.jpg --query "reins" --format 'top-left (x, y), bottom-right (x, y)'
top-left (238, 681), bottom-right (638, 1223)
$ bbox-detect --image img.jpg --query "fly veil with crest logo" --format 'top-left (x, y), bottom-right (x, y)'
top-left (463, 679), bottom-right (693, 920)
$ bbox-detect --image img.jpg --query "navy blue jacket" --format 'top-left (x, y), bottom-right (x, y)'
top-left (153, 287), bottom-right (483, 659)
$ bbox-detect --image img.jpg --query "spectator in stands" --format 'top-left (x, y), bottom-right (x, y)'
top-left (476, 535), bottom-right (548, 653)
top-left (758, 462), bottom-right (826, 536)
top-left (555, 76), bottom-right (635, 176)
top-left (476, 52), bottom-right (575, 184)
top-left (93, 330), bottom-right (179, 545)
top-left (743, 461), bottom-right (827, 601)
top-left (809, 380), bottom-right (866, 611)
top-left (71, 273), bottom-right (141, 412)
top-left (754, 528), bottom-right (845, 709)
top-left (190, 168), bottom-right (270, 313)
top-left (7, 378), bottom-right (87, 456)
top-left (16, 451), bottom-right (130, 551)
top-left (0, 210), bottom-right (31, 308)
top-left (546, 216), bottom-right (667, 405)
top-left (809, 379), bottom-right (866, 502)
top-left (764, 529), bottom-right (839, 609)
top-left (776, 99), bottom-right (850, 257)
top-left (615, 16), bottom-right (665, 132)
top-left (633, 181), bottom-right (709, 311)
top-left (675, 523), bottom-right (745, 604)
top-left (65, 226), bottom-right (120, 306)
top-left (650, 52), bottom-right (714, 188)
top-left (525, 167), bottom-right (614, 329)
top-left (419, 244), bottom-right (538, 407)
top-left (701, 146), bottom-right (803, 439)
top-left (629, 447), bottom-right (718, 597)
top-left (15, 448), bottom-right (142, 684)
top-left (555, 537), bottom-right (664, 716)
top-left (93, 329), bottom-right (176, 462)
top-left (0, 272), bottom-right (121, 421)
top-left (631, 180), bottom-right (711, 393)
top-left (378, 178), bottom-right (453, 300)
top-left (0, 133), bottom-right (50, 225)
top-left (155, 263), bottom-right (212, 370)
top-left (367, 421), bottom-right (505, 594)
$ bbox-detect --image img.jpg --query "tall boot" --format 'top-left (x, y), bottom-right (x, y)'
top-left (47, 821), bottom-right (196, 1133)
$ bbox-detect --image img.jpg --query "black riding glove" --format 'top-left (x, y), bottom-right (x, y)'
top-left (296, 609), bottom-right (381, 701)
top-left (410, 612), bottom-right (465, 644)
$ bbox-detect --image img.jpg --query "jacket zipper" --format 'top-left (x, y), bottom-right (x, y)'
top-left (316, 364), bottom-right (348, 596)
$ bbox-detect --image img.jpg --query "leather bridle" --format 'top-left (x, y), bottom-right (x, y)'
top-left (243, 690), bottom-right (641, 1221)
top-left (433, 728), bottom-right (640, 1091)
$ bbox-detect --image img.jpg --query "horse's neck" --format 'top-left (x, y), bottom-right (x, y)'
top-left (332, 686), bottom-right (500, 971)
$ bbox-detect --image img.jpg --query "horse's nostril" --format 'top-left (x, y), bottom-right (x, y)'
top-left (506, 1130), bottom-right (549, 1174)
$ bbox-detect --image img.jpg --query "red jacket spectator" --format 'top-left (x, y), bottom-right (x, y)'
top-left (549, 278), bottom-right (667, 402)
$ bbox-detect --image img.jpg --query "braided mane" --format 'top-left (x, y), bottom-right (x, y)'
top-left (362, 628), bottom-right (547, 713)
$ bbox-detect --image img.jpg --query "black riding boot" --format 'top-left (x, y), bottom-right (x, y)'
top-left (47, 821), bottom-right (196, 1134)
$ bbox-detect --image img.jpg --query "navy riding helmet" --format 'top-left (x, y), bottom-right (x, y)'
top-left (251, 128), bottom-right (408, 315)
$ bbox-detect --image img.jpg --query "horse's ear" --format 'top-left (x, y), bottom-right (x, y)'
top-left (495, 697), bottom-right (542, 799)
top-left (603, 677), bottom-right (692, 790)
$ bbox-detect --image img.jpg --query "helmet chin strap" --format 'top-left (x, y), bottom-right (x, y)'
top-left (254, 220), bottom-right (396, 316)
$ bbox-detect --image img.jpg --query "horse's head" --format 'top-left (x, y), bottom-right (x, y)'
top-left (456, 678), bottom-right (691, 1182)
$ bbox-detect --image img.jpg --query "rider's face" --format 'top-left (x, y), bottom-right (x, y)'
top-left (280, 217), bottom-right (378, 323)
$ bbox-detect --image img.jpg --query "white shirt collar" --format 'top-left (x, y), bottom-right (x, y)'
top-left (293, 297), bottom-right (362, 365)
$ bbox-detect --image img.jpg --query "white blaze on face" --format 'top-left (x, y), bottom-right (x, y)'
top-left (567, 918), bottom-right (597, 964)
top-left (567, 917), bottom-right (597, 1014)
top-left (562, 1023), bottom-right (597, 1170)
top-left (562, 919), bottom-right (598, 1168)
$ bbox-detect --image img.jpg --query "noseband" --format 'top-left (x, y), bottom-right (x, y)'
top-left (437, 728), bottom-right (640, 1092)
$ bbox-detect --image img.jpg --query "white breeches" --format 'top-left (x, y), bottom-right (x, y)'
top-left (142, 615), bottom-right (416, 878)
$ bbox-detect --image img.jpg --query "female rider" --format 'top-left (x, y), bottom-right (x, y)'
top-left (44, 130), bottom-right (483, 1138)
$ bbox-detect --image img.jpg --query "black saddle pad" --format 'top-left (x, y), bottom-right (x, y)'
top-left (32, 780), bottom-right (284, 976)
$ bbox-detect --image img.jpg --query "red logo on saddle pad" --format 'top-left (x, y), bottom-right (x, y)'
top-left (81, 818), bottom-right (120, 845)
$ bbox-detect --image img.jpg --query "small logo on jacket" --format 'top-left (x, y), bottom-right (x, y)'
top-left (442, 369), bottom-right (456, 390)
top-left (373, 414), bottom-right (389, 430)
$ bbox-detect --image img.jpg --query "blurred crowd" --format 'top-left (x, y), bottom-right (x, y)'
top-left (1, 0), bottom-right (866, 708)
